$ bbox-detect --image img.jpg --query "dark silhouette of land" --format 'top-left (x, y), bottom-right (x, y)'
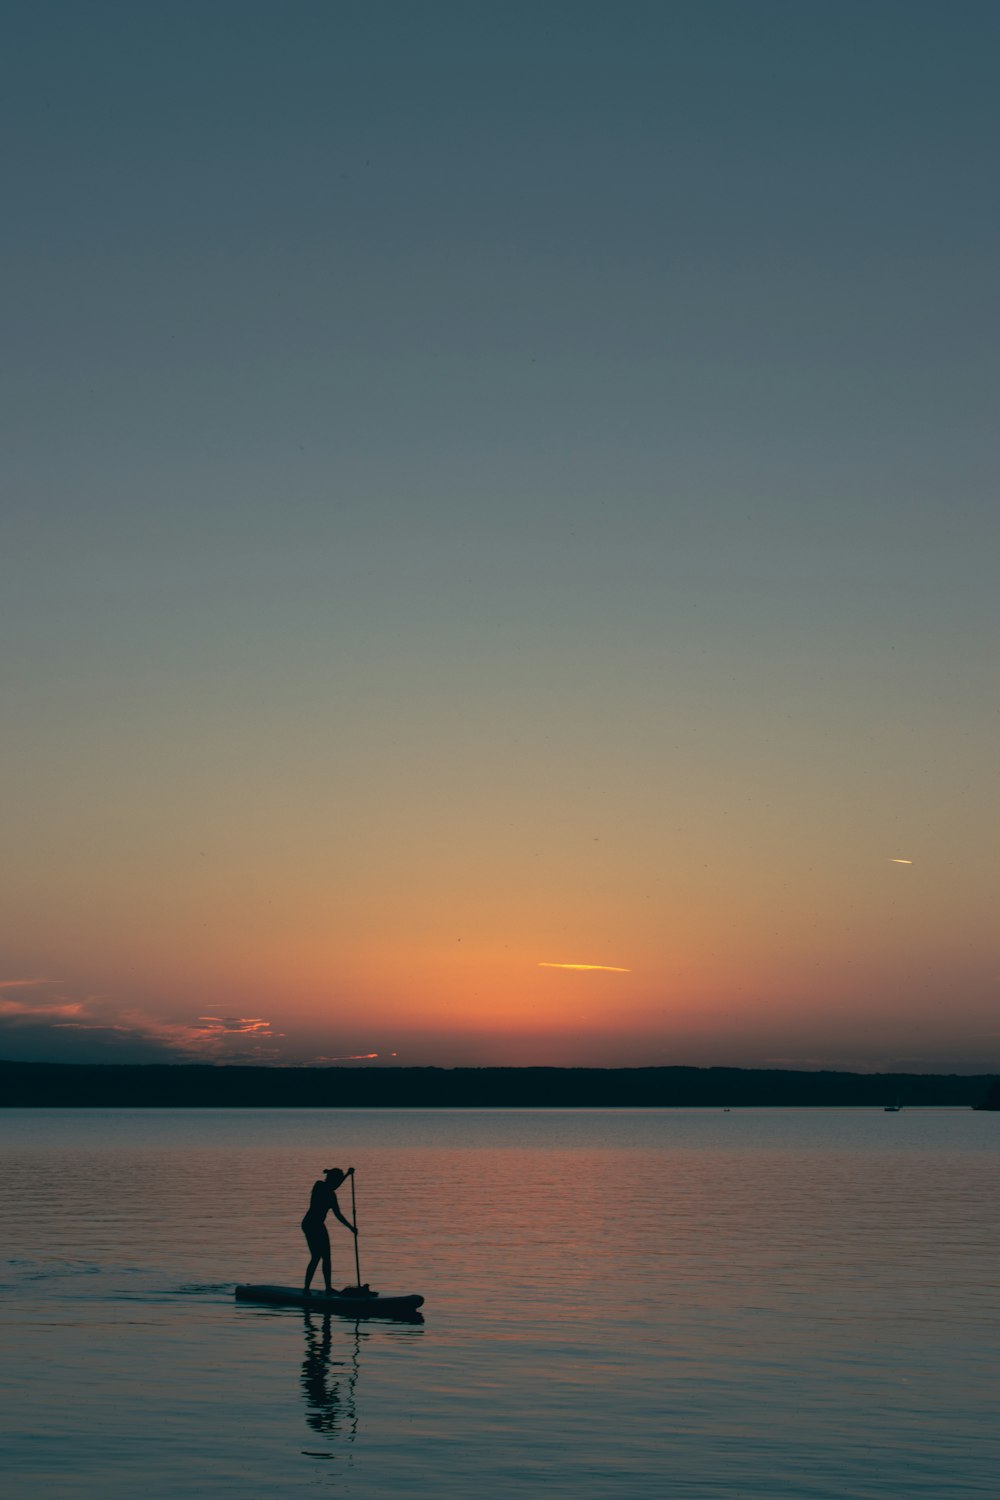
top-left (975, 1078), bottom-right (1000, 1110)
top-left (0, 1060), bottom-right (996, 1108)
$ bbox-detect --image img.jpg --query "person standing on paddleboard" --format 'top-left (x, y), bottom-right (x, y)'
top-left (302, 1167), bottom-right (357, 1295)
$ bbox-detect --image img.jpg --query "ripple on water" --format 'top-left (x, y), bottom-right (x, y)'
top-left (0, 1107), bottom-right (997, 1500)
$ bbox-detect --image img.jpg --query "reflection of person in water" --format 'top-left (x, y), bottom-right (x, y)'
top-left (302, 1166), bottom-right (357, 1295)
top-left (301, 1312), bottom-right (343, 1436)
top-left (300, 1311), bottom-right (362, 1449)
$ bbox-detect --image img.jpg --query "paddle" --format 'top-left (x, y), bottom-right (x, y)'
top-left (348, 1166), bottom-right (362, 1289)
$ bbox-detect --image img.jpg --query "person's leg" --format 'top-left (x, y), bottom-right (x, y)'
top-left (320, 1230), bottom-right (333, 1294)
top-left (303, 1223), bottom-right (322, 1292)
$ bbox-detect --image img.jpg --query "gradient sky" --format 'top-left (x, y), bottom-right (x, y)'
top-left (3, 1), bottom-right (998, 1071)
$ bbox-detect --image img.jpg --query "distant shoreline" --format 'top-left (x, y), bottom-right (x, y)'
top-left (1, 1060), bottom-right (996, 1109)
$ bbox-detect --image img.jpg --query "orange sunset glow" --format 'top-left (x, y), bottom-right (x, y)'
top-left (1, 775), bottom-right (995, 1069)
top-left (2, 0), bottom-right (997, 1081)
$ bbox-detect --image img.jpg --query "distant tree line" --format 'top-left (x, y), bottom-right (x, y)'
top-left (1, 1060), bottom-right (997, 1108)
top-left (976, 1077), bottom-right (1000, 1110)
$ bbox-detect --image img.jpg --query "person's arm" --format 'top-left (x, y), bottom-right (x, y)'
top-left (330, 1193), bottom-right (357, 1233)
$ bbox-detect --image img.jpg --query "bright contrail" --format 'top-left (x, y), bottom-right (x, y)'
top-left (539, 962), bottom-right (631, 973)
top-left (889, 858), bottom-right (913, 865)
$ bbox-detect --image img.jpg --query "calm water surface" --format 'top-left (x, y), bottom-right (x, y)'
top-left (1, 1108), bottom-right (997, 1498)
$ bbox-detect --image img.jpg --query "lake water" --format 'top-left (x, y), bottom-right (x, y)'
top-left (1, 1107), bottom-right (997, 1498)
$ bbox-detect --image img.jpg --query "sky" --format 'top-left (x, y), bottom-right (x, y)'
top-left (2, 1), bottom-right (998, 1072)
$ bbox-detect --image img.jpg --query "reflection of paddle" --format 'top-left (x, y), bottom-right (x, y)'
top-left (348, 1166), bottom-right (362, 1289)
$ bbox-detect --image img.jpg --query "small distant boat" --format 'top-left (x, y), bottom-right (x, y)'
top-left (235, 1284), bottom-right (424, 1318)
top-left (884, 1101), bottom-right (902, 1112)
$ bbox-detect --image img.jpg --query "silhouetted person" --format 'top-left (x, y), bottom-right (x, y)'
top-left (302, 1166), bottom-right (357, 1295)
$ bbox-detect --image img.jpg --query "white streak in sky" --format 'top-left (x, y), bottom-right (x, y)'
top-left (539, 962), bottom-right (631, 973)
top-left (311, 1053), bottom-right (380, 1062)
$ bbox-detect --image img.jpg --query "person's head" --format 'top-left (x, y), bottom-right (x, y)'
top-left (323, 1167), bottom-right (347, 1189)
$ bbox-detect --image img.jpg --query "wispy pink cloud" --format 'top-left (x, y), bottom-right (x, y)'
top-left (115, 1010), bottom-right (283, 1059)
top-left (197, 1016), bottom-right (273, 1035)
top-left (0, 983), bottom-right (283, 1063)
top-left (0, 996), bottom-right (84, 1021)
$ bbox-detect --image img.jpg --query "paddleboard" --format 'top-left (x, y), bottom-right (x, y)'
top-left (235, 1284), bottom-right (424, 1318)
